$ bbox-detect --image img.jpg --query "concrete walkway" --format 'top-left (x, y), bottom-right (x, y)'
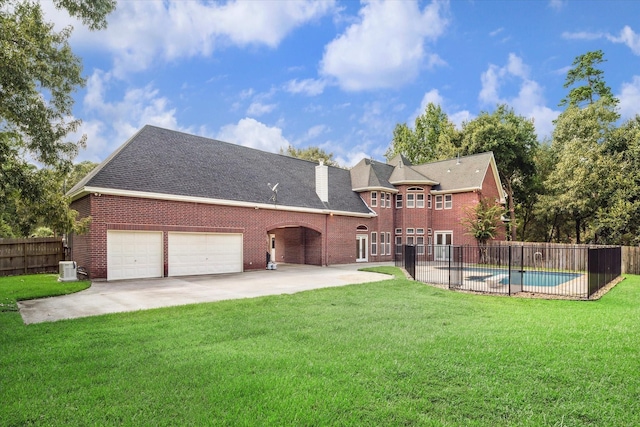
top-left (18, 263), bottom-right (394, 324)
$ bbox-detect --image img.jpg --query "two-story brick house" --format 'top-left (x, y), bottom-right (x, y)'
top-left (68, 125), bottom-right (506, 280)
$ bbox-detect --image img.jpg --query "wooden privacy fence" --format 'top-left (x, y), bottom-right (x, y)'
top-left (622, 246), bottom-right (640, 275)
top-left (489, 241), bottom-right (640, 275)
top-left (0, 237), bottom-right (65, 277)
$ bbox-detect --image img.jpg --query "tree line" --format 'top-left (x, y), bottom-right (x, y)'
top-left (1, 0), bottom-right (636, 246)
top-left (387, 50), bottom-right (639, 246)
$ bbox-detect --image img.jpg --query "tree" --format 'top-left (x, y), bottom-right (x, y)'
top-left (542, 100), bottom-right (620, 243)
top-left (542, 50), bottom-right (620, 244)
top-left (385, 103), bottom-right (459, 164)
top-left (0, 0), bottom-right (113, 235)
top-left (458, 105), bottom-right (538, 241)
top-left (594, 116), bottom-right (640, 245)
top-left (460, 196), bottom-right (504, 263)
top-left (280, 146), bottom-right (340, 167)
top-left (560, 50), bottom-right (618, 109)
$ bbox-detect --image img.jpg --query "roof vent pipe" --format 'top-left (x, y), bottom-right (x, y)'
top-left (316, 160), bottom-right (329, 203)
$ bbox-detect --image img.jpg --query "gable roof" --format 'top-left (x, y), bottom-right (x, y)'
top-left (69, 125), bottom-right (373, 216)
top-left (412, 152), bottom-right (502, 196)
top-left (349, 151), bottom-right (504, 202)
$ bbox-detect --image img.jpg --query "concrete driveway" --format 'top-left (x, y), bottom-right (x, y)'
top-left (18, 263), bottom-right (394, 324)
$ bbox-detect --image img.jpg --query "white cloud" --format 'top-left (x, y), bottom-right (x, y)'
top-left (306, 125), bottom-right (328, 140)
top-left (247, 102), bottom-right (277, 116)
top-left (411, 89), bottom-right (444, 121)
top-left (43, 0), bottom-right (336, 77)
top-left (618, 76), bottom-right (640, 120)
top-left (489, 27), bottom-right (504, 37)
top-left (217, 118), bottom-right (290, 153)
top-left (449, 110), bottom-right (473, 128)
top-left (284, 78), bottom-right (327, 96)
top-left (335, 150), bottom-right (369, 168)
top-left (479, 54), bottom-right (560, 138)
top-left (74, 70), bottom-right (182, 162)
top-left (320, 0), bottom-right (449, 91)
top-left (607, 26), bottom-right (640, 55)
top-left (563, 26), bottom-right (640, 56)
top-left (549, 0), bottom-right (567, 11)
top-left (562, 31), bottom-right (604, 40)
top-left (411, 89), bottom-right (472, 129)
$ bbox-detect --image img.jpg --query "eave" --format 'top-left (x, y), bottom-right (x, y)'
top-left (71, 186), bottom-right (377, 219)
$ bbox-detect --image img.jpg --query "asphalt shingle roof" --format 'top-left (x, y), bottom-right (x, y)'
top-left (411, 152), bottom-right (495, 192)
top-left (70, 125), bottom-right (372, 214)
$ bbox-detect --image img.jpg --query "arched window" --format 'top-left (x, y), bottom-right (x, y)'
top-left (356, 225), bottom-right (368, 231)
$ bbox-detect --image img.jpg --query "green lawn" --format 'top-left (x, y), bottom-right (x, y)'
top-left (1, 270), bottom-right (639, 426)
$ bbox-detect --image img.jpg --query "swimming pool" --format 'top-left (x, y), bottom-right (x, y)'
top-left (461, 267), bottom-right (581, 287)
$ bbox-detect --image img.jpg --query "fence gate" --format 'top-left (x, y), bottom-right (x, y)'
top-left (404, 245), bottom-right (416, 279)
top-left (449, 246), bottom-right (463, 288)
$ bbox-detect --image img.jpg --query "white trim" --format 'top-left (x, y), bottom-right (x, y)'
top-left (430, 186), bottom-right (481, 195)
top-left (352, 186), bottom-right (399, 193)
top-left (356, 234), bottom-right (368, 262)
top-left (72, 186), bottom-right (377, 218)
top-left (389, 179), bottom-right (438, 186)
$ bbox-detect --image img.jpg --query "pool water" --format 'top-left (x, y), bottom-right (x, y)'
top-left (462, 267), bottom-right (581, 287)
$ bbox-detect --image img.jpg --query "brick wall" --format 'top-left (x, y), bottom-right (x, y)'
top-left (70, 194), bottom-right (376, 279)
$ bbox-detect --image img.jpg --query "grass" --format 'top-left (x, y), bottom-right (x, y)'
top-left (1, 269), bottom-right (639, 426)
top-left (0, 274), bottom-right (90, 313)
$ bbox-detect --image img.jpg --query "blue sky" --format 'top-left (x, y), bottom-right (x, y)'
top-left (44, 0), bottom-right (640, 166)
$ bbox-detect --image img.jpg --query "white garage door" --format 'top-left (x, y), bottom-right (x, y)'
top-left (168, 232), bottom-right (243, 277)
top-left (107, 231), bottom-right (163, 281)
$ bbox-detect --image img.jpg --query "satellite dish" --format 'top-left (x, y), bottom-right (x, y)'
top-left (272, 183), bottom-right (279, 192)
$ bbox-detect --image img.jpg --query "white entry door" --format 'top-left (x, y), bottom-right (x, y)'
top-left (107, 231), bottom-right (163, 281)
top-left (356, 234), bottom-right (368, 262)
top-left (168, 232), bottom-right (243, 276)
top-left (434, 231), bottom-right (453, 261)
top-left (269, 234), bottom-right (276, 263)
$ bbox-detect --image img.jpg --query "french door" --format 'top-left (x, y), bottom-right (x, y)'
top-left (434, 231), bottom-right (453, 261)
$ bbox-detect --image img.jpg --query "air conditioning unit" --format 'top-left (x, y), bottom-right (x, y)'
top-left (58, 261), bottom-right (78, 282)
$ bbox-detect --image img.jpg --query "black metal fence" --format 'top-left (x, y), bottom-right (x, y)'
top-left (396, 244), bottom-right (621, 299)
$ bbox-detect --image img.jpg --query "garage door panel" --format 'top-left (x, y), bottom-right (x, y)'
top-left (168, 232), bottom-right (243, 277)
top-left (107, 231), bottom-right (163, 281)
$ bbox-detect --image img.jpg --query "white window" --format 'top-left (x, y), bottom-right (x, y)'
top-left (406, 228), bottom-right (414, 235)
top-left (395, 228), bottom-right (402, 235)
top-left (427, 194), bottom-right (432, 209)
top-left (380, 232), bottom-right (385, 255)
top-left (395, 236), bottom-right (402, 255)
top-left (386, 193), bottom-right (391, 208)
top-left (417, 236), bottom-right (425, 255)
top-left (444, 194), bottom-right (453, 209)
top-left (395, 194), bottom-right (403, 208)
top-left (406, 193), bottom-right (415, 208)
top-left (371, 232), bottom-right (377, 255)
top-left (435, 195), bottom-right (443, 210)
top-left (416, 228), bottom-right (425, 235)
top-left (386, 232), bottom-right (391, 255)
top-left (416, 193), bottom-right (425, 208)
top-left (428, 236), bottom-right (433, 255)
top-left (428, 228), bottom-right (432, 235)
top-left (371, 192), bottom-right (377, 207)
top-left (407, 236), bottom-right (415, 246)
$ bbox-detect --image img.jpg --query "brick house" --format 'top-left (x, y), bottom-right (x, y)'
top-left (68, 125), bottom-right (506, 280)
